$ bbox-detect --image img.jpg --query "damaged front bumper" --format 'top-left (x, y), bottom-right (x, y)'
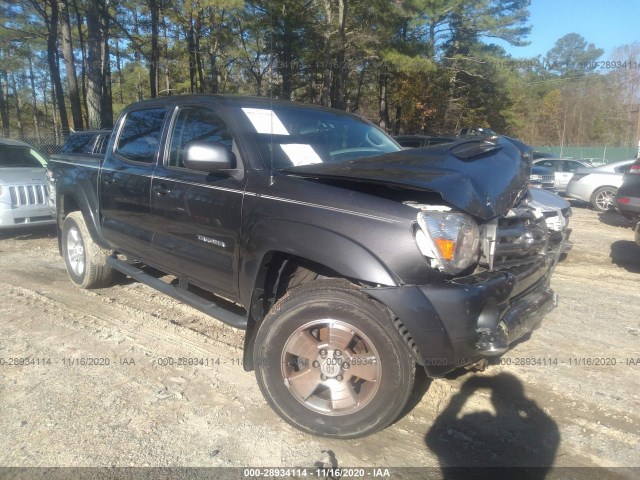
top-left (365, 260), bottom-right (558, 377)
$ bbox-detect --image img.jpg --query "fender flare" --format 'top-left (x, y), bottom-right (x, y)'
top-left (239, 219), bottom-right (399, 305)
top-left (55, 173), bottom-right (109, 250)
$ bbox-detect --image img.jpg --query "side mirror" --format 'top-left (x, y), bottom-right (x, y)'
top-left (183, 141), bottom-right (235, 172)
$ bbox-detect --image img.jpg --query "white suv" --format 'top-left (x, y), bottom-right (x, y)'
top-left (0, 139), bottom-right (55, 230)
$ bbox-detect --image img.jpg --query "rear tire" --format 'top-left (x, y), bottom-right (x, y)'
top-left (61, 211), bottom-right (115, 289)
top-left (254, 279), bottom-right (415, 438)
top-left (591, 186), bottom-right (617, 212)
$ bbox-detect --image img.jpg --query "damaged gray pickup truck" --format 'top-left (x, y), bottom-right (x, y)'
top-left (47, 95), bottom-right (570, 438)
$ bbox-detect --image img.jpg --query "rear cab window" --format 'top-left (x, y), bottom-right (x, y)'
top-left (62, 133), bottom-right (95, 154)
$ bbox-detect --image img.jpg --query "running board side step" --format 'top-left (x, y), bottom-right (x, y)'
top-left (106, 256), bottom-right (248, 330)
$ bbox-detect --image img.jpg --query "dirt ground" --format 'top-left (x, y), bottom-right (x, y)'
top-left (0, 203), bottom-right (639, 477)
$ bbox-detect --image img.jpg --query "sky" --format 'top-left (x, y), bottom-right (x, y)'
top-left (495, 0), bottom-right (640, 60)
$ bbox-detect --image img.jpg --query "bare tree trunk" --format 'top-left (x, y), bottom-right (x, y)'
top-left (280, 15), bottom-right (294, 100)
top-left (132, 8), bottom-right (144, 101)
top-left (42, 75), bottom-right (50, 123)
top-left (194, 14), bottom-right (205, 93)
top-left (320, 0), bottom-right (332, 107)
top-left (28, 55), bottom-right (41, 141)
top-left (149, 0), bottom-right (160, 98)
top-left (59, 0), bottom-right (83, 130)
top-left (332, 0), bottom-right (347, 110)
top-left (163, 17), bottom-right (171, 95)
top-left (86, 0), bottom-right (103, 128)
top-left (187, 14), bottom-right (197, 93)
top-left (0, 69), bottom-right (10, 136)
top-left (352, 61), bottom-right (368, 113)
top-left (208, 53), bottom-right (219, 94)
top-left (10, 72), bottom-right (24, 135)
top-left (100, 11), bottom-right (113, 128)
top-left (378, 65), bottom-right (389, 129)
top-left (208, 9), bottom-right (223, 94)
top-left (46, 0), bottom-right (70, 135)
top-left (443, 72), bottom-right (459, 132)
top-left (115, 40), bottom-right (124, 104)
top-left (394, 105), bottom-right (401, 136)
top-left (50, 78), bottom-right (60, 143)
top-left (71, 0), bottom-right (88, 121)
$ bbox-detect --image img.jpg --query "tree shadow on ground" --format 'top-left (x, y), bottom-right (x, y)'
top-left (425, 373), bottom-right (559, 480)
top-left (610, 240), bottom-right (640, 274)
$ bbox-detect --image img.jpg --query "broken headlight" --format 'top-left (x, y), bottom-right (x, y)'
top-left (414, 211), bottom-right (480, 275)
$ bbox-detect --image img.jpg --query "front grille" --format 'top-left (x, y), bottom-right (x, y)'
top-left (540, 175), bottom-right (554, 184)
top-left (8, 184), bottom-right (49, 207)
top-left (482, 210), bottom-right (550, 270)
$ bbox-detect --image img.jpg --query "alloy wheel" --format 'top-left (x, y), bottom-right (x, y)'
top-left (66, 226), bottom-right (86, 277)
top-left (281, 319), bottom-right (381, 416)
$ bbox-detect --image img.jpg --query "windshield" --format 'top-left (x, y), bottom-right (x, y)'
top-left (0, 146), bottom-right (47, 168)
top-left (241, 106), bottom-right (401, 169)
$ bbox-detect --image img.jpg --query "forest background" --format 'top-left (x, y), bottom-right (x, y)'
top-left (1, 0), bottom-right (639, 159)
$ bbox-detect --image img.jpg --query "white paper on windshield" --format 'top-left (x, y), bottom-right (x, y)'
top-left (280, 144), bottom-right (323, 166)
top-left (242, 107), bottom-right (324, 166)
top-left (242, 108), bottom-right (289, 135)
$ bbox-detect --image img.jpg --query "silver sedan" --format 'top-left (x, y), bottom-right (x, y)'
top-left (565, 159), bottom-right (636, 212)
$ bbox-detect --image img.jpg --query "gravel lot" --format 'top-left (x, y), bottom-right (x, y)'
top-left (1, 203), bottom-right (639, 477)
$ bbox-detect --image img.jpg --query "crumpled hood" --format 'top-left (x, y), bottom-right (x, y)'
top-left (0, 167), bottom-right (47, 185)
top-left (282, 136), bottom-right (531, 220)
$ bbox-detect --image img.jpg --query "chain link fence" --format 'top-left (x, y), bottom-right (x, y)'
top-left (2, 131), bottom-right (64, 157)
top-left (533, 146), bottom-right (638, 163)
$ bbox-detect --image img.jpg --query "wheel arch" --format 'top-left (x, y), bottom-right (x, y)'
top-left (56, 190), bottom-right (108, 254)
top-left (239, 220), bottom-right (399, 302)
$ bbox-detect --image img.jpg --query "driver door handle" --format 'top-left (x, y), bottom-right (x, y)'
top-left (153, 183), bottom-right (171, 196)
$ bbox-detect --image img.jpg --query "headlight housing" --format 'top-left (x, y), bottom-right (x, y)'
top-left (414, 211), bottom-right (480, 275)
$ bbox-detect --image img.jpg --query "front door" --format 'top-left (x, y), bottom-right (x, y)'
top-left (149, 105), bottom-right (245, 301)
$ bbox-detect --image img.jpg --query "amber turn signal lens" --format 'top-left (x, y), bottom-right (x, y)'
top-left (435, 238), bottom-right (455, 261)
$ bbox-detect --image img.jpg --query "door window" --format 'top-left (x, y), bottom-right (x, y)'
top-left (168, 107), bottom-right (234, 169)
top-left (563, 161), bottom-right (582, 172)
top-left (538, 160), bottom-right (559, 171)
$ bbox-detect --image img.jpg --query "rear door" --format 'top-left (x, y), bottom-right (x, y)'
top-left (99, 107), bottom-right (168, 260)
top-left (148, 104), bottom-right (245, 301)
top-left (559, 160), bottom-right (584, 191)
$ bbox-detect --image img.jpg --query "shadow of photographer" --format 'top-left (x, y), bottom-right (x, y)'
top-left (425, 372), bottom-right (559, 479)
top-left (610, 240), bottom-right (640, 274)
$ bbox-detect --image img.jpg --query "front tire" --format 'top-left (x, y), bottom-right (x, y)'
top-left (254, 280), bottom-right (415, 438)
top-left (61, 211), bottom-right (115, 289)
